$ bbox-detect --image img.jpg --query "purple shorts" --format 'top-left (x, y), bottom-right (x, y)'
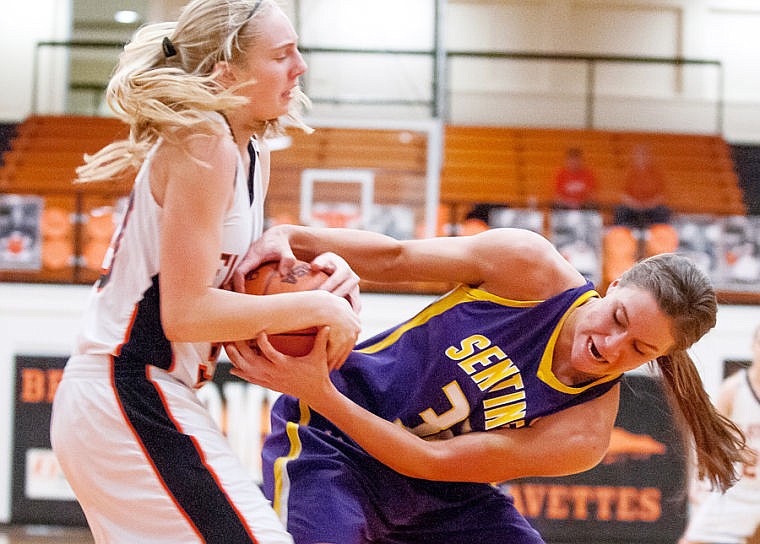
top-left (262, 394), bottom-right (545, 544)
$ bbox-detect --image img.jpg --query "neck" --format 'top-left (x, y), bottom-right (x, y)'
top-left (221, 113), bottom-right (261, 155)
top-left (551, 304), bottom-right (585, 386)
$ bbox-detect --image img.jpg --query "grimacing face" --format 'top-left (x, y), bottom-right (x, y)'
top-left (569, 283), bottom-right (676, 379)
top-left (231, 5), bottom-right (307, 123)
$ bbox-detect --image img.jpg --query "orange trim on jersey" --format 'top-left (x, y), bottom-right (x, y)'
top-left (114, 303), bottom-right (139, 358)
top-left (109, 357), bottom-right (204, 541)
top-left (220, 253), bottom-right (240, 287)
top-left (166, 347), bottom-right (178, 374)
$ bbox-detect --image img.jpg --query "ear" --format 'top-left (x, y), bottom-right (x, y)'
top-left (213, 61), bottom-right (237, 86)
top-left (606, 278), bottom-right (621, 292)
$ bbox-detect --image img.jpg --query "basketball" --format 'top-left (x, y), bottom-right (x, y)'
top-left (243, 260), bottom-right (329, 356)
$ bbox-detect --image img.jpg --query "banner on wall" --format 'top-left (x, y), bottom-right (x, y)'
top-left (504, 373), bottom-right (688, 543)
top-left (12, 360), bottom-right (688, 538)
top-left (12, 355), bottom-right (85, 525)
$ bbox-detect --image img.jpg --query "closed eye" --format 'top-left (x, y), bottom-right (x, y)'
top-left (613, 308), bottom-right (624, 326)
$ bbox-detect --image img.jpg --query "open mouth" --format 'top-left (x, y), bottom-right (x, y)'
top-left (588, 338), bottom-right (605, 362)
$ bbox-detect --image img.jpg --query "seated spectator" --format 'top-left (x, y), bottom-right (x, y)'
top-left (460, 203), bottom-right (497, 235)
top-left (552, 147), bottom-right (597, 209)
top-left (614, 144), bottom-right (672, 228)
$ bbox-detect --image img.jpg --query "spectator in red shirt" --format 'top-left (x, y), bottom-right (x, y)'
top-left (614, 144), bottom-right (672, 228)
top-left (553, 147), bottom-right (597, 209)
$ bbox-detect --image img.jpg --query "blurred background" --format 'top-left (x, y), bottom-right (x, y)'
top-left (1, 1), bottom-right (759, 542)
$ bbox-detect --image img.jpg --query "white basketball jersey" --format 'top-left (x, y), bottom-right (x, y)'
top-left (731, 369), bottom-right (760, 489)
top-left (73, 124), bottom-right (264, 388)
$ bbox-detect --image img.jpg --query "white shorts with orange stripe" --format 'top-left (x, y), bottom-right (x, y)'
top-left (51, 354), bottom-right (292, 544)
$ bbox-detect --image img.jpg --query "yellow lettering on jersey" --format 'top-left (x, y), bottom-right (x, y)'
top-left (447, 333), bottom-right (528, 430)
top-left (484, 391), bottom-right (526, 408)
top-left (490, 372), bottom-right (524, 393)
top-left (457, 345), bottom-right (508, 374)
top-left (484, 399), bottom-right (527, 430)
top-left (445, 334), bottom-right (491, 362)
top-left (471, 358), bottom-right (520, 391)
top-left (409, 381), bottom-right (470, 438)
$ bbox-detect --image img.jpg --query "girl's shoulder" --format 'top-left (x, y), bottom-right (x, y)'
top-left (156, 122), bottom-right (236, 166)
top-left (474, 228), bottom-right (586, 300)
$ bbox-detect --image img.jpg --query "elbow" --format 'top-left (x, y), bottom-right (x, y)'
top-left (161, 303), bottom-right (198, 342)
top-left (161, 314), bottom-right (190, 342)
top-left (527, 434), bottom-right (610, 479)
top-left (565, 434), bottom-right (610, 474)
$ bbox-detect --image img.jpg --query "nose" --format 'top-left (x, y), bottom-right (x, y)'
top-left (293, 50), bottom-right (307, 78)
top-left (603, 331), bottom-right (627, 361)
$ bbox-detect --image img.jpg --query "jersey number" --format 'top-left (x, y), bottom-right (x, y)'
top-left (406, 381), bottom-right (470, 438)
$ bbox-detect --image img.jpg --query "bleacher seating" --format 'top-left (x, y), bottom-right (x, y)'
top-left (0, 115), bottom-right (131, 284)
top-left (0, 115), bottom-right (431, 284)
top-left (440, 125), bottom-right (746, 217)
top-left (267, 126), bottom-right (429, 221)
top-left (439, 124), bottom-right (753, 298)
top-left (0, 115), bottom-right (751, 300)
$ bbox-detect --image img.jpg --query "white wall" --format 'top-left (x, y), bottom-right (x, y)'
top-left (302, 0), bottom-right (760, 141)
top-left (439, 0), bottom-right (757, 138)
top-left (4, 0), bottom-right (760, 141)
top-left (0, 0), bottom-right (71, 122)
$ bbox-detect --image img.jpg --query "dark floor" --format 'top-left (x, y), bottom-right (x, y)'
top-left (0, 525), bottom-right (93, 543)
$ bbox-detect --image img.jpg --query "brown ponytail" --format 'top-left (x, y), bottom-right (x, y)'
top-left (657, 351), bottom-right (751, 492)
top-left (619, 253), bottom-right (754, 492)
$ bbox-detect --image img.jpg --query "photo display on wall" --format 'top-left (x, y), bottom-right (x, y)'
top-left (716, 215), bottom-right (760, 291)
top-left (0, 195), bottom-right (43, 271)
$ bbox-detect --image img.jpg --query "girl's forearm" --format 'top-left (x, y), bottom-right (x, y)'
top-left (306, 382), bottom-right (437, 480)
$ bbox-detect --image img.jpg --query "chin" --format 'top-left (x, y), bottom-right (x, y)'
top-left (574, 356), bottom-right (606, 378)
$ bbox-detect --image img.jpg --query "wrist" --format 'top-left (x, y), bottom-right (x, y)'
top-left (305, 375), bottom-right (341, 415)
top-left (311, 290), bottom-right (350, 322)
top-left (278, 224), bottom-right (312, 261)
